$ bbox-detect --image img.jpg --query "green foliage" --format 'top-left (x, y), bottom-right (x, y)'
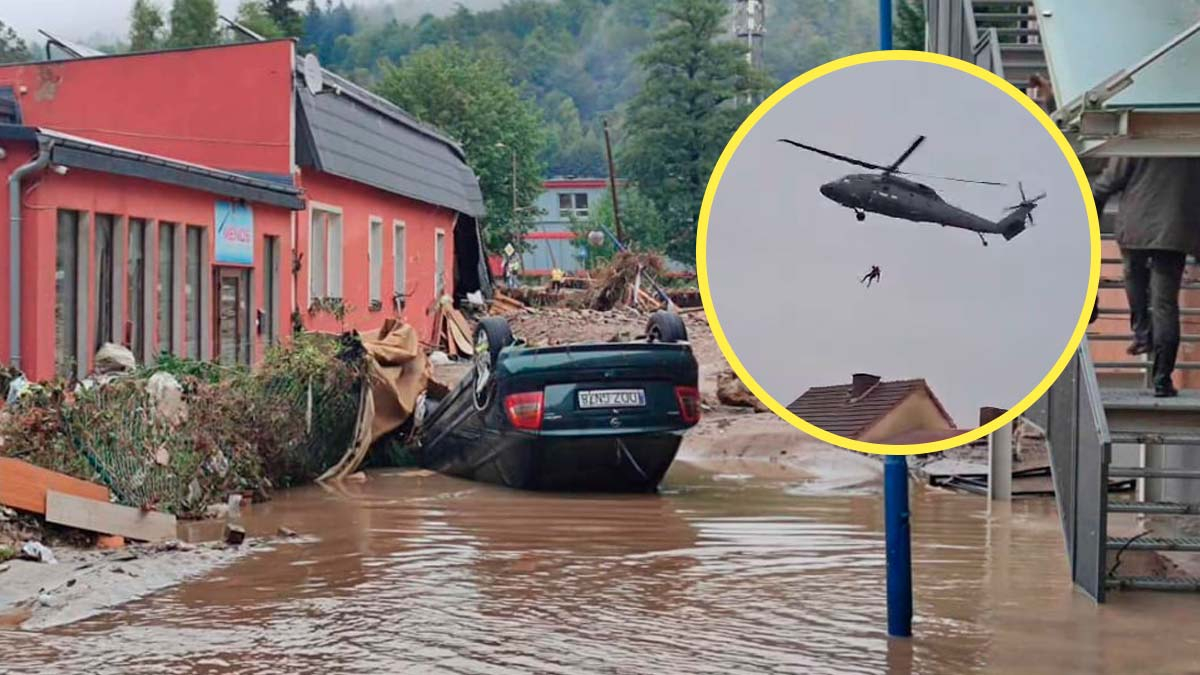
top-left (140, 352), bottom-right (232, 385)
top-left (168, 0), bottom-right (219, 48)
top-left (896, 0), bottom-right (927, 51)
top-left (265, 0), bottom-right (305, 38)
top-left (130, 0), bottom-right (166, 51)
top-left (761, 1), bottom-right (877, 83)
top-left (0, 20), bottom-right (32, 64)
top-left (621, 0), bottom-right (771, 263)
top-left (376, 44), bottom-right (548, 253)
top-left (569, 184), bottom-right (667, 267)
top-left (237, 0), bottom-right (286, 39)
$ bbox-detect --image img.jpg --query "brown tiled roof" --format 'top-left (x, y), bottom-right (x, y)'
top-left (786, 378), bottom-right (956, 439)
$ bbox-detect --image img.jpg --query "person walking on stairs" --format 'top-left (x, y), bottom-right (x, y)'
top-left (1092, 157), bottom-right (1200, 398)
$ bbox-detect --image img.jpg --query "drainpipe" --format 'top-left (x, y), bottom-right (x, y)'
top-left (8, 142), bottom-right (53, 372)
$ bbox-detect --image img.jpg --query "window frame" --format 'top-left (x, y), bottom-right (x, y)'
top-left (308, 203), bottom-right (344, 302)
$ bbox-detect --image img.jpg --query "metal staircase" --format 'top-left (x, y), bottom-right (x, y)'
top-left (927, 0), bottom-right (1200, 601)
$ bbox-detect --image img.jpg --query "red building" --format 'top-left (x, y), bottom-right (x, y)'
top-left (0, 40), bottom-right (488, 382)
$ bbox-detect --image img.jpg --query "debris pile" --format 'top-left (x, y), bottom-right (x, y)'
top-left (428, 296), bottom-right (477, 357)
top-left (0, 332), bottom-right (364, 519)
top-left (590, 251), bottom-right (668, 311)
top-left (717, 369), bottom-right (770, 412)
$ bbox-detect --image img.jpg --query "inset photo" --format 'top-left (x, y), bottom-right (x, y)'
top-left (700, 52), bottom-right (1098, 454)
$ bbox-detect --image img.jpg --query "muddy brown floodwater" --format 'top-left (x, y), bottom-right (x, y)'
top-left (1, 460), bottom-right (1198, 674)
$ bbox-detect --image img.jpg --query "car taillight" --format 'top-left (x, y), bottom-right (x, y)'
top-left (675, 386), bottom-right (701, 425)
top-left (504, 391), bottom-right (544, 431)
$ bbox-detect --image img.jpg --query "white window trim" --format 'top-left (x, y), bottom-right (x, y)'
top-left (393, 219), bottom-right (407, 312)
top-left (307, 202), bottom-right (344, 303)
top-left (368, 215), bottom-right (383, 309)
top-left (434, 227), bottom-right (446, 302)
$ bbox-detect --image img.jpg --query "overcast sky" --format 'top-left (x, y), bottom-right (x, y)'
top-left (705, 59), bottom-right (1092, 428)
top-left (0, 0), bottom-right (504, 45)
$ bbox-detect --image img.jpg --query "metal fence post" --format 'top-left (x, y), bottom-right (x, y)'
top-left (884, 454), bottom-right (913, 637)
top-left (989, 422), bottom-right (1013, 501)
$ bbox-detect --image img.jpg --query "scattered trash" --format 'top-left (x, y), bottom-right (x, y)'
top-left (0, 505), bottom-right (15, 521)
top-left (20, 541), bottom-right (57, 564)
top-left (429, 351), bottom-right (452, 366)
top-left (277, 526), bottom-right (297, 538)
top-left (224, 524), bottom-right (246, 546)
top-left (38, 591), bottom-right (61, 608)
top-left (345, 472), bottom-right (367, 482)
top-left (5, 375), bottom-right (28, 405)
top-left (205, 503), bottom-right (230, 519)
top-left (96, 535), bottom-right (125, 550)
top-left (94, 343), bottom-right (137, 374)
top-left (227, 494), bottom-right (243, 518)
top-left (716, 370), bottom-right (769, 412)
top-left (0, 563), bottom-right (9, 574)
top-left (466, 291), bottom-right (485, 306)
top-left (109, 550), bottom-right (139, 562)
top-left (145, 371), bottom-right (187, 425)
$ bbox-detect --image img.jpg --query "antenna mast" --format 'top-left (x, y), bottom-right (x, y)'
top-left (733, 0), bottom-right (766, 105)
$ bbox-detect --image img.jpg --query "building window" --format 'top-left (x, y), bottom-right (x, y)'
top-left (434, 229), bottom-right (446, 301)
top-left (94, 214), bottom-right (116, 352)
top-left (55, 210), bottom-right (80, 379)
top-left (309, 207), bottom-right (343, 300)
top-left (369, 217), bottom-right (383, 310)
top-left (263, 235), bottom-right (280, 346)
top-left (156, 223), bottom-right (176, 358)
top-left (184, 226), bottom-right (205, 359)
top-left (392, 221), bottom-right (407, 310)
top-left (127, 219), bottom-right (147, 362)
top-left (558, 192), bottom-right (589, 218)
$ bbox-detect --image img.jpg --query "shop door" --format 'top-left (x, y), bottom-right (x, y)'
top-left (213, 267), bottom-right (251, 366)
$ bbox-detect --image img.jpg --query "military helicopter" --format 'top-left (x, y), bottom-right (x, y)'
top-left (778, 135), bottom-right (1045, 246)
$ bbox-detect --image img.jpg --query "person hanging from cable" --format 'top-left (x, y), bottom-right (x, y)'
top-left (860, 265), bottom-right (882, 287)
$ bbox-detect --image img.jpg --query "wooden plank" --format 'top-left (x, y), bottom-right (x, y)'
top-left (0, 457), bottom-right (109, 515)
top-left (45, 490), bottom-right (177, 542)
top-left (446, 315), bottom-right (475, 357)
top-left (448, 309), bottom-right (474, 340)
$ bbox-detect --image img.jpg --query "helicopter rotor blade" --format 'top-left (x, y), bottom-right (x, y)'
top-left (900, 170), bottom-right (1008, 186)
top-left (777, 139), bottom-right (891, 172)
top-left (886, 135), bottom-right (926, 173)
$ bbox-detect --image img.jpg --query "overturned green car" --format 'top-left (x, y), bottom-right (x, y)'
top-left (414, 311), bottom-right (701, 492)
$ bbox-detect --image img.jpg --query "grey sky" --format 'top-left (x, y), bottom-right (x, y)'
top-left (705, 59), bottom-right (1092, 428)
top-left (0, 0), bottom-right (505, 45)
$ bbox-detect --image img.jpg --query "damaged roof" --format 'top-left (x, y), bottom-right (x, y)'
top-left (786, 378), bottom-right (956, 439)
top-left (295, 67), bottom-right (486, 217)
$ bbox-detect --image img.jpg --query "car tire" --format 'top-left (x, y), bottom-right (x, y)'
top-left (645, 311), bottom-right (687, 343)
top-left (473, 317), bottom-right (514, 407)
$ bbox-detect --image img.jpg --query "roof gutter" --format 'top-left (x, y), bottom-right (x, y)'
top-left (7, 141), bottom-right (53, 372)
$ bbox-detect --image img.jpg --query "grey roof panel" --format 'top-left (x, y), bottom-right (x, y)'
top-left (297, 77), bottom-right (485, 217)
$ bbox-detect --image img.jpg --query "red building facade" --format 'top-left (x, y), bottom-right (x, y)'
top-left (0, 40), bottom-right (487, 382)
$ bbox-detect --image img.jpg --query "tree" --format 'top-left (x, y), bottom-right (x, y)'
top-left (129, 0), bottom-right (166, 52)
top-left (376, 45), bottom-right (548, 253)
top-left (265, 0), bottom-right (304, 38)
top-left (168, 0), bottom-right (219, 48)
top-left (0, 20), bottom-right (31, 64)
top-left (236, 0), bottom-right (285, 39)
top-left (620, 0), bottom-right (770, 264)
top-left (895, 0), bottom-right (927, 51)
top-left (570, 185), bottom-right (669, 268)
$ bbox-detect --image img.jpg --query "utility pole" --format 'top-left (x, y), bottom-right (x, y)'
top-left (602, 118), bottom-right (624, 246)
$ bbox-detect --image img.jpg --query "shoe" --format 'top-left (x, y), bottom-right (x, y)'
top-left (1126, 341), bottom-right (1151, 356)
top-left (1154, 381), bottom-right (1178, 398)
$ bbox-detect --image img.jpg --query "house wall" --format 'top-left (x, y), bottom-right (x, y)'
top-left (0, 144), bottom-right (292, 382)
top-left (0, 41), bottom-right (294, 176)
top-left (524, 179), bottom-right (610, 275)
top-left (859, 391), bottom-right (955, 443)
top-left (297, 170), bottom-right (457, 340)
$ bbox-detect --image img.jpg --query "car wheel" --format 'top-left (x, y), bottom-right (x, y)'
top-left (473, 317), bottom-right (514, 406)
top-left (645, 311), bottom-right (688, 343)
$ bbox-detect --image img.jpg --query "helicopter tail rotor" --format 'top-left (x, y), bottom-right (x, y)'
top-left (1004, 182), bottom-right (1045, 226)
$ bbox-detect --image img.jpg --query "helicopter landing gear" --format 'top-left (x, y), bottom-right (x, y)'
top-left (977, 232), bottom-right (988, 247)
top-left (854, 209), bottom-right (865, 222)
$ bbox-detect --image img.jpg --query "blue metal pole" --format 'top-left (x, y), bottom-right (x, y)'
top-left (879, 0), bottom-right (893, 50)
top-left (884, 455), bottom-right (912, 637)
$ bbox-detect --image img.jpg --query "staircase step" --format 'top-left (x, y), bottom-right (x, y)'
top-left (975, 13), bottom-right (1039, 22)
top-left (1108, 500), bottom-right (1200, 514)
top-left (1108, 536), bottom-right (1200, 551)
top-left (1095, 361), bottom-right (1200, 369)
top-left (1110, 431), bottom-right (1200, 445)
top-left (1107, 575), bottom-right (1200, 591)
top-left (1109, 467), bottom-right (1200, 479)
top-left (1087, 333), bottom-right (1200, 343)
top-left (986, 27), bottom-right (1041, 36)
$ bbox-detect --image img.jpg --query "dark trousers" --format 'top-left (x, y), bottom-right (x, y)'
top-left (1122, 248), bottom-right (1186, 387)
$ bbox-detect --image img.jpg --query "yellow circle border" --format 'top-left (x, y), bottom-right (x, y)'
top-left (696, 49), bottom-right (1101, 456)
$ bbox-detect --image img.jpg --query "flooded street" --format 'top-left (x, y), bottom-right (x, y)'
top-left (2, 460), bottom-right (1198, 674)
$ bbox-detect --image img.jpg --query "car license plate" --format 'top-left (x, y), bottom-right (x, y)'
top-left (578, 389), bottom-right (646, 409)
